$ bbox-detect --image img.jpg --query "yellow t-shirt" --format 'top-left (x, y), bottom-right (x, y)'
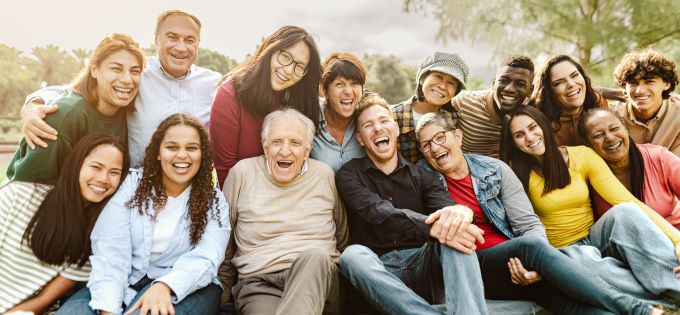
top-left (528, 146), bottom-right (680, 247)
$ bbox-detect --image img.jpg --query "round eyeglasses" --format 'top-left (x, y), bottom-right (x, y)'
top-left (276, 50), bottom-right (308, 77)
top-left (420, 129), bottom-right (453, 152)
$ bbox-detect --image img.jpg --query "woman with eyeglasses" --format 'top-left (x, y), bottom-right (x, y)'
top-left (210, 26), bottom-right (322, 186)
top-left (499, 105), bottom-right (680, 302)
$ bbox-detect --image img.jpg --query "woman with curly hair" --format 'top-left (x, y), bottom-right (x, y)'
top-left (0, 134), bottom-right (128, 314)
top-left (210, 25), bottom-right (322, 186)
top-left (609, 49), bottom-right (680, 156)
top-left (57, 113), bottom-right (230, 315)
top-left (532, 55), bottom-right (607, 147)
top-left (500, 105), bottom-right (680, 303)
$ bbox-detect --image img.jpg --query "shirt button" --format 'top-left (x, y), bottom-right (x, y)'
top-left (388, 196), bottom-right (393, 201)
top-left (393, 240), bottom-right (398, 244)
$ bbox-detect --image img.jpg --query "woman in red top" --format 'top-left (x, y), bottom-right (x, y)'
top-left (210, 26), bottom-right (322, 186)
top-left (580, 107), bottom-right (680, 226)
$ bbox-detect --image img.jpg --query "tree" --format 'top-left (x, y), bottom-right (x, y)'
top-left (404, 0), bottom-right (680, 85)
top-left (29, 44), bottom-right (80, 86)
top-left (0, 44), bottom-right (38, 116)
top-left (71, 48), bottom-right (92, 69)
top-left (195, 48), bottom-right (239, 75)
top-left (363, 53), bottom-right (417, 104)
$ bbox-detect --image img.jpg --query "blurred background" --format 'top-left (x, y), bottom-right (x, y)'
top-left (2, 0), bottom-right (680, 180)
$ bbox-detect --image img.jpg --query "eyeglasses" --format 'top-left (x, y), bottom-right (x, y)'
top-left (276, 50), bottom-right (308, 77)
top-left (419, 129), bottom-right (453, 152)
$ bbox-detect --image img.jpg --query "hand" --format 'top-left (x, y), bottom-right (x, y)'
top-left (124, 282), bottom-right (175, 315)
top-left (508, 258), bottom-right (542, 286)
top-left (21, 101), bottom-right (58, 149)
top-left (425, 205), bottom-right (474, 243)
top-left (670, 92), bottom-right (680, 103)
top-left (431, 221), bottom-right (484, 254)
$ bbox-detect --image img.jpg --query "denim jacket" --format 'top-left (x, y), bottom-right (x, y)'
top-left (418, 154), bottom-right (545, 240)
top-left (87, 169), bottom-right (231, 314)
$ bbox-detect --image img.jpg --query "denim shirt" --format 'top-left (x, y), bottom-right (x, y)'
top-left (88, 169), bottom-right (230, 314)
top-left (311, 100), bottom-right (366, 172)
top-left (418, 154), bottom-right (545, 240)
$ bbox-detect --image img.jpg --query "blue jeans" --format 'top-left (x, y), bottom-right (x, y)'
top-left (563, 203), bottom-right (680, 303)
top-left (339, 241), bottom-right (486, 315)
top-left (479, 235), bottom-right (652, 315)
top-left (56, 277), bottom-right (221, 315)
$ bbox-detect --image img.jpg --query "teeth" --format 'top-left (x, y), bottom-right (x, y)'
top-left (173, 163), bottom-right (190, 168)
top-left (501, 95), bottom-right (517, 100)
top-left (605, 141), bottom-right (622, 152)
top-left (374, 136), bottom-right (389, 145)
top-left (276, 71), bottom-right (289, 82)
top-left (528, 139), bottom-right (542, 148)
top-left (566, 89), bottom-right (580, 97)
top-left (89, 184), bottom-right (106, 193)
top-left (113, 87), bottom-right (132, 94)
top-left (340, 100), bottom-right (353, 105)
top-left (635, 96), bottom-right (650, 101)
top-left (434, 151), bottom-right (448, 162)
top-left (432, 90), bottom-right (444, 98)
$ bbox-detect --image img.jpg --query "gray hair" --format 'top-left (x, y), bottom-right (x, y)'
top-left (261, 107), bottom-right (316, 147)
top-left (415, 112), bottom-right (456, 141)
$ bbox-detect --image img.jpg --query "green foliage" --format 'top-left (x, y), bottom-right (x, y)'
top-left (195, 48), bottom-right (239, 75)
top-left (30, 44), bottom-right (80, 86)
top-left (0, 119), bottom-right (21, 142)
top-left (363, 53), bottom-right (417, 104)
top-left (404, 0), bottom-right (680, 87)
top-left (0, 44), bottom-right (38, 116)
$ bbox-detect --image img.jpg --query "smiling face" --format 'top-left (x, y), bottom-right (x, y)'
top-left (91, 49), bottom-right (142, 116)
top-left (509, 114), bottom-right (546, 158)
top-left (493, 66), bottom-right (533, 114)
top-left (263, 119), bottom-right (311, 185)
top-left (270, 40), bottom-right (310, 92)
top-left (584, 110), bottom-right (630, 163)
top-left (625, 75), bottom-right (670, 119)
top-left (549, 61), bottom-right (587, 113)
top-left (324, 76), bottom-right (362, 120)
top-left (420, 71), bottom-right (459, 106)
top-left (418, 124), bottom-right (465, 176)
top-left (79, 144), bottom-right (124, 204)
top-left (356, 104), bottom-right (399, 166)
top-left (158, 125), bottom-right (202, 196)
top-left (155, 14), bottom-right (200, 78)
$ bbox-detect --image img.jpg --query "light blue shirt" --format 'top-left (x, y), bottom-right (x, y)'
top-left (87, 169), bottom-right (230, 314)
top-left (310, 100), bottom-right (366, 172)
top-left (25, 56), bottom-right (221, 167)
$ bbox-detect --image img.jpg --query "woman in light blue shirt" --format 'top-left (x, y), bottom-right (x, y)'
top-left (311, 53), bottom-right (367, 172)
top-left (57, 113), bottom-right (230, 315)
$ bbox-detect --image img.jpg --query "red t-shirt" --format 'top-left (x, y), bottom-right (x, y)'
top-left (445, 173), bottom-right (509, 250)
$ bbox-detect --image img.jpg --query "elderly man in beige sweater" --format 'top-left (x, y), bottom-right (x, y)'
top-left (218, 108), bottom-right (349, 315)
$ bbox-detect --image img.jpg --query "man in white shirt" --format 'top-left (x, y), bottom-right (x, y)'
top-left (20, 10), bottom-right (220, 166)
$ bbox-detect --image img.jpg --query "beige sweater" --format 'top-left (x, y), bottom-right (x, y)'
top-left (218, 156), bottom-right (348, 301)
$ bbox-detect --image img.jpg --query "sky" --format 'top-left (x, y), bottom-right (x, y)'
top-left (1, 0), bottom-right (496, 80)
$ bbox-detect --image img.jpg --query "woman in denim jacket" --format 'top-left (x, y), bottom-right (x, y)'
top-left (57, 114), bottom-right (230, 315)
top-left (415, 111), bottom-right (664, 315)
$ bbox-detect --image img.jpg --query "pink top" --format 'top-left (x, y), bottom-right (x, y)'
top-left (593, 143), bottom-right (680, 227)
top-left (210, 81), bottom-right (280, 187)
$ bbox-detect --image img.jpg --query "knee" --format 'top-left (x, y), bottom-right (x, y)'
top-left (297, 248), bottom-right (334, 266)
top-left (604, 202), bottom-right (645, 223)
top-left (516, 235), bottom-right (550, 250)
top-left (339, 245), bottom-right (377, 271)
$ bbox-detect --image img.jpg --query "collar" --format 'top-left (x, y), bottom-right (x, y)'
top-left (626, 98), bottom-right (668, 126)
top-left (264, 157), bottom-right (309, 186)
top-left (360, 154), bottom-right (409, 174)
top-left (156, 56), bottom-right (193, 80)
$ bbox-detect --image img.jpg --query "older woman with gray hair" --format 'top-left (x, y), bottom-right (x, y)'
top-left (415, 111), bottom-right (666, 315)
top-left (219, 107), bottom-right (348, 315)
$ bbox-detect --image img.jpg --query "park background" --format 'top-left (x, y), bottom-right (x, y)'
top-left (2, 0), bottom-right (680, 181)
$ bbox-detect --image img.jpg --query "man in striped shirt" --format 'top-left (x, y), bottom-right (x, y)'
top-left (452, 56), bottom-right (534, 158)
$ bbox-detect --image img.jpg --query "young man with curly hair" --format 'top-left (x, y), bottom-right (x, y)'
top-left (610, 49), bottom-right (680, 156)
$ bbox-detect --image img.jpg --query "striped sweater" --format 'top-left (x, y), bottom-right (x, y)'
top-left (451, 89), bottom-right (504, 158)
top-left (0, 181), bottom-right (90, 313)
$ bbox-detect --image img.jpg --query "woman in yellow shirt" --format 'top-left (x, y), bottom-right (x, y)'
top-left (500, 105), bottom-right (680, 302)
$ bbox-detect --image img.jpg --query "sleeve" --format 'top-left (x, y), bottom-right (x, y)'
top-left (330, 173), bottom-right (349, 252)
top-left (155, 188), bottom-right (231, 303)
top-left (498, 161), bottom-right (547, 239)
top-left (87, 174), bottom-right (136, 314)
top-left (335, 164), bottom-right (430, 238)
top-left (584, 147), bottom-right (680, 244)
top-left (210, 83), bottom-right (242, 188)
top-left (450, 93), bottom-right (464, 111)
top-left (217, 162), bottom-right (243, 302)
top-left (59, 261), bottom-right (91, 282)
top-left (24, 85), bottom-right (67, 105)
